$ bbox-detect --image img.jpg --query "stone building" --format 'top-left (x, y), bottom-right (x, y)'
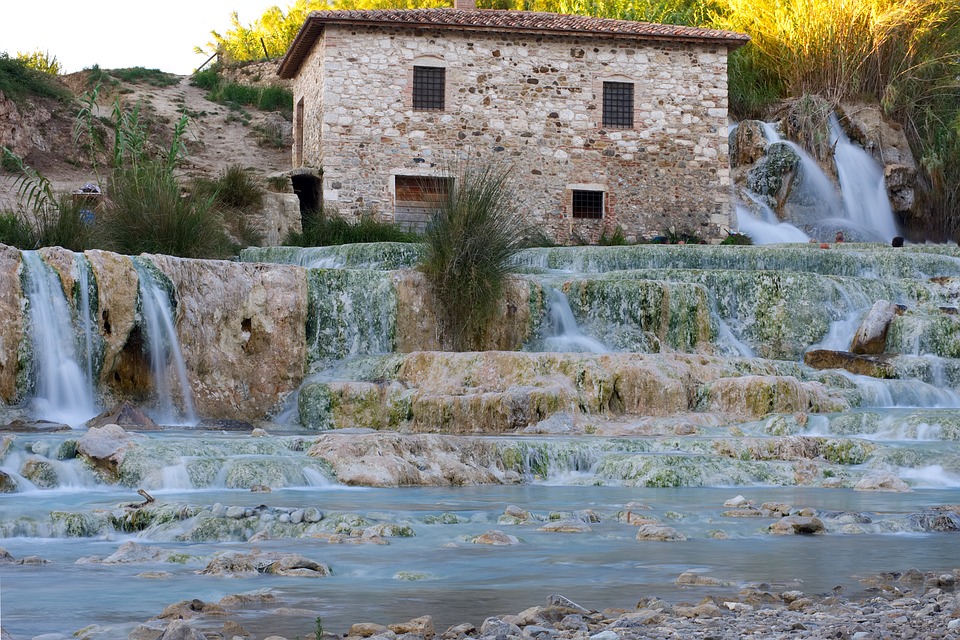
top-left (278, 2), bottom-right (748, 243)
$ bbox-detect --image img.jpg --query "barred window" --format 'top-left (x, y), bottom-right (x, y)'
top-left (413, 66), bottom-right (445, 111)
top-left (572, 190), bottom-right (604, 219)
top-left (602, 81), bottom-right (634, 128)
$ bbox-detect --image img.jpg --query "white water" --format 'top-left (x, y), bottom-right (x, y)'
top-left (21, 252), bottom-right (97, 426)
top-left (735, 204), bottom-right (811, 245)
top-left (756, 117), bottom-right (899, 242)
top-left (76, 255), bottom-right (97, 392)
top-left (831, 115), bottom-right (899, 243)
top-left (542, 288), bottom-right (608, 353)
top-left (133, 262), bottom-right (197, 426)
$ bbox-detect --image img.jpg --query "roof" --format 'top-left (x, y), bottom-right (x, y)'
top-left (277, 9), bottom-right (750, 78)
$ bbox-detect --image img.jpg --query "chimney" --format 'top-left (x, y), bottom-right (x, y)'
top-left (454, 0), bottom-right (477, 9)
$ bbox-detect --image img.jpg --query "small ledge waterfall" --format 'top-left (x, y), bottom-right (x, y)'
top-left (21, 252), bottom-right (97, 426)
top-left (132, 261), bottom-right (197, 426)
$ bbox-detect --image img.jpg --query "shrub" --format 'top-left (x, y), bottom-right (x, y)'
top-left (721, 232), bottom-right (754, 245)
top-left (190, 67), bottom-right (293, 115)
top-left (419, 161), bottom-right (529, 351)
top-left (286, 206), bottom-right (418, 247)
top-left (0, 53), bottom-right (69, 104)
top-left (15, 50), bottom-right (61, 76)
top-left (213, 165), bottom-right (263, 210)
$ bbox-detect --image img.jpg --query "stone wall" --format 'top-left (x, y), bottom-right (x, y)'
top-left (292, 25), bottom-right (733, 243)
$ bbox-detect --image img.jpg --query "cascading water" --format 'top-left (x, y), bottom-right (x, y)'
top-left (747, 118), bottom-right (899, 243)
top-left (735, 204), bottom-right (810, 245)
top-left (75, 255), bottom-right (99, 392)
top-left (20, 251), bottom-right (97, 426)
top-left (540, 288), bottom-right (608, 353)
top-left (132, 260), bottom-right (197, 426)
top-left (831, 115), bottom-right (899, 243)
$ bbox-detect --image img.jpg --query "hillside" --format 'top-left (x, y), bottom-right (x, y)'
top-left (0, 62), bottom-right (292, 212)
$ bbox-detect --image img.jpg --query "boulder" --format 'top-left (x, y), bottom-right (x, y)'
top-left (348, 623), bottom-right (390, 637)
top-left (77, 424), bottom-right (140, 479)
top-left (635, 524), bottom-right (686, 541)
top-left (389, 616), bottom-right (435, 639)
top-left (87, 402), bottom-right (159, 430)
top-left (0, 470), bottom-right (18, 493)
top-left (264, 554), bottom-right (331, 577)
top-left (472, 530), bottom-right (520, 546)
top-left (769, 515), bottom-right (826, 535)
top-left (854, 473), bottom-right (911, 492)
top-left (850, 301), bottom-right (902, 355)
top-left (803, 350), bottom-right (895, 379)
top-left (158, 619), bottom-right (207, 640)
top-left (539, 519), bottom-right (592, 533)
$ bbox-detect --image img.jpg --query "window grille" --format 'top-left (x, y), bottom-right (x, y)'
top-left (413, 66), bottom-right (445, 111)
top-left (572, 190), bottom-right (604, 219)
top-left (603, 81), bottom-right (634, 128)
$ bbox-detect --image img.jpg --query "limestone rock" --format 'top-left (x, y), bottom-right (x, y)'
top-left (539, 519), bottom-right (592, 533)
top-left (0, 245), bottom-right (23, 403)
top-left (19, 458), bottom-right (58, 488)
top-left (635, 524), bottom-right (686, 541)
top-left (87, 402), bottom-right (159, 430)
top-left (77, 424), bottom-right (141, 479)
top-left (803, 350), bottom-right (895, 378)
top-left (850, 301), bottom-right (901, 355)
top-left (730, 120), bottom-right (770, 167)
top-left (158, 619), bottom-right (207, 640)
top-left (769, 515), bottom-right (826, 535)
top-left (854, 473), bottom-right (911, 492)
top-left (348, 623), bottom-right (390, 637)
top-left (256, 191), bottom-right (301, 247)
top-left (0, 471), bottom-right (15, 493)
top-left (307, 433), bottom-right (512, 487)
top-left (472, 530), bottom-right (520, 546)
top-left (389, 616), bottom-right (435, 639)
top-left (84, 250), bottom-right (140, 393)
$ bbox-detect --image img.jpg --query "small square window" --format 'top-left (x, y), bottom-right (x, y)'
top-left (603, 81), bottom-right (634, 128)
top-left (413, 66), bottom-right (445, 111)
top-left (572, 190), bottom-right (604, 219)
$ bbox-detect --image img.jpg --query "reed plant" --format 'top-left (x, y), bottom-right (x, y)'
top-left (419, 161), bottom-right (529, 351)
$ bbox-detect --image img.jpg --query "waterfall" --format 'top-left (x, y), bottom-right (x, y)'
top-left (75, 255), bottom-right (98, 391)
top-left (541, 288), bottom-right (608, 353)
top-left (21, 252), bottom-right (97, 427)
top-left (132, 261), bottom-right (197, 426)
top-left (831, 115), bottom-right (899, 243)
top-left (735, 205), bottom-right (810, 245)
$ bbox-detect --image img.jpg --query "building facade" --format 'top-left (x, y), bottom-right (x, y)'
top-left (279, 7), bottom-right (748, 243)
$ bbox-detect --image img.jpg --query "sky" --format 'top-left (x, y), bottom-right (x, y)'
top-left (1, 0), bottom-right (285, 75)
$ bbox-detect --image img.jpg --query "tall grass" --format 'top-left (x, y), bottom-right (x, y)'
top-left (714, 0), bottom-right (960, 233)
top-left (286, 206), bottom-right (418, 246)
top-left (419, 162), bottom-right (529, 351)
top-left (100, 160), bottom-right (228, 258)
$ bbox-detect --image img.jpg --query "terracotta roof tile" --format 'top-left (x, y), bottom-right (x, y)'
top-left (278, 8), bottom-right (748, 78)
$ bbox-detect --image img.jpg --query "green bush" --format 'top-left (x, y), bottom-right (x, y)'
top-left (286, 206), bottom-right (418, 247)
top-left (0, 53), bottom-right (69, 104)
top-left (419, 161), bottom-right (529, 351)
top-left (190, 67), bottom-right (293, 115)
top-left (721, 232), bottom-right (754, 245)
